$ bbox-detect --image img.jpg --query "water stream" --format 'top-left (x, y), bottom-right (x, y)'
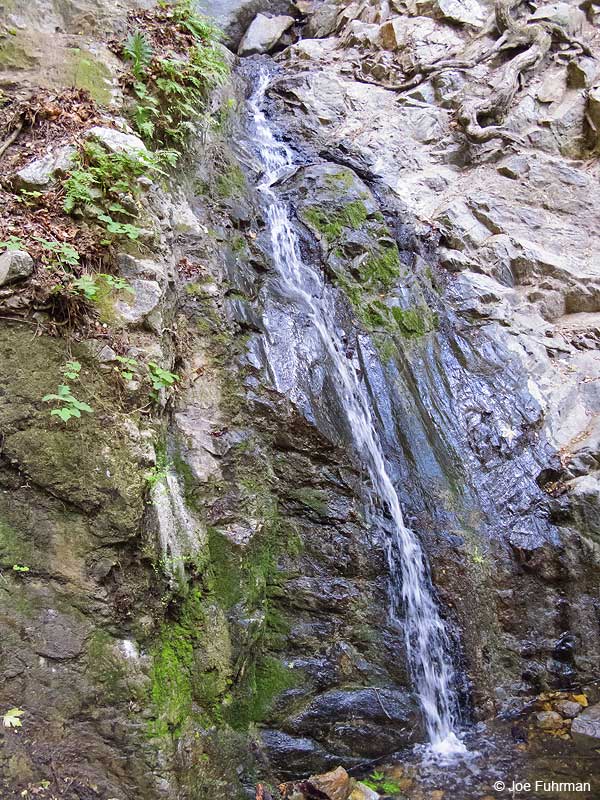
top-left (248, 71), bottom-right (466, 756)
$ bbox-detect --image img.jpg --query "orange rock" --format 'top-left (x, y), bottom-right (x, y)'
top-left (308, 767), bottom-right (351, 800)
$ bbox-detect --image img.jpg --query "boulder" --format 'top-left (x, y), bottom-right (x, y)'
top-left (0, 250), bottom-right (34, 286)
top-left (206, 0), bottom-right (296, 48)
top-left (535, 710), bottom-right (563, 730)
top-left (307, 767), bottom-right (351, 800)
top-left (85, 126), bottom-right (146, 154)
top-left (305, 2), bottom-right (340, 38)
top-left (567, 57), bottom-right (598, 89)
top-left (13, 145), bottom-right (75, 190)
top-left (555, 699), bottom-right (583, 719)
top-left (418, 0), bottom-right (485, 27)
top-left (571, 703), bottom-right (600, 750)
top-left (238, 13), bottom-right (295, 55)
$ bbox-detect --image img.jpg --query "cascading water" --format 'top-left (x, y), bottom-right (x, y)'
top-left (248, 70), bottom-right (466, 756)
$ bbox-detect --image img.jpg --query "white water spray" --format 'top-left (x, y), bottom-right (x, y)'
top-left (249, 71), bottom-right (466, 756)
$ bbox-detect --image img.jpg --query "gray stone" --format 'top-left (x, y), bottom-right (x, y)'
top-left (0, 249), bottom-right (34, 285)
top-left (205, 0), bottom-right (296, 48)
top-left (86, 125), bottom-right (146, 154)
top-left (238, 13), bottom-right (295, 55)
top-left (530, 2), bottom-right (585, 35)
top-left (13, 145), bottom-right (75, 190)
top-left (555, 699), bottom-right (583, 719)
top-left (571, 703), bottom-right (600, 749)
top-left (304, 2), bottom-right (339, 38)
top-left (567, 57), bottom-right (598, 89)
top-left (435, 0), bottom-right (485, 27)
top-left (115, 279), bottom-right (163, 332)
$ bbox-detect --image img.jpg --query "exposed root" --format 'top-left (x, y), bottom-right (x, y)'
top-left (0, 120), bottom-right (23, 159)
top-left (456, 0), bottom-right (588, 143)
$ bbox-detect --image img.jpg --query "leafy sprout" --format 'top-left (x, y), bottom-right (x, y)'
top-left (123, 31), bottom-right (153, 79)
top-left (3, 708), bottom-right (24, 728)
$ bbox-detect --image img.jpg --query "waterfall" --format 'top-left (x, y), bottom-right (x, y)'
top-left (248, 71), bottom-right (466, 756)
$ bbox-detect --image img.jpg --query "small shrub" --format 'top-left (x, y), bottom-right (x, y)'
top-left (148, 362), bottom-right (179, 401)
top-left (43, 361), bottom-right (93, 423)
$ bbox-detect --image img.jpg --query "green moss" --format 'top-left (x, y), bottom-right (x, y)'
top-left (289, 487), bottom-right (329, 516)
top-left (0, 36), bottom-right (36, 69)
top-left (87, 630), bottom-right (130, 700)
top-left (323, 171), bottom-right (354, 190)
top-left (0, 518), bottom-right (34, 568)
top-left (149, 588), bottom-right (207, 736)
top-left (215, 164), bottom-right (247, 199)
top-left (359, 244), bottom-right (401, 290)
top-left (302, 199), bottom-right (369, 242)
top-left (67, 49), bottom-right (113, 105)
top-left (392, 305), bottom-right (438, 338)
top-left (225, 655), bottom-right (297, 730)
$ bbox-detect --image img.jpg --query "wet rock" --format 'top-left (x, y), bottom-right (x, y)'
top-left (30, 609), bottom-right (89, 660)
top-left (238, 13), bottom-right (295, 55)
top-left (260, 730), bottom-right (339, 778)
top-left (535, 710), bottom-right (563, 730)
top-left (13, 145), bottom-right (75, 189)
top-left (85, 125), bottom-right (146, 154)
top-left (285, 687), bottom-right (421, 757)
top-left (555, 699), bottom-right (582, 718)
top-left (566, 474), bottom-right (600, 539)
top-left (307, 766), bottom-right (350, 800)
top-left (571, 702), bottom-right (600, 749)
top-left (0, 250), bottom-right (33, 285)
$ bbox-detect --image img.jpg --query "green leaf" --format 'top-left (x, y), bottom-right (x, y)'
top-left (51, 408), bottom-right (74, 422)
top-left (3, 708), bottom-right (24, 728)
top-left (12, 564), bottom-right (29, 572)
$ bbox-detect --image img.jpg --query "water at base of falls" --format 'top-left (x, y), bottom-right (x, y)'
top-left (247, 70), bottom-right (467, 758)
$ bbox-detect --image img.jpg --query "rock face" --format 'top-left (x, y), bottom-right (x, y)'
top-left (238, 12), bottom-right (295, 55)
top-left (243, 0), bottom-right (600, 744)
top-left (571, 703), bottom-right (600, 750)
top-left (2, 0), bottom-right (600, 797)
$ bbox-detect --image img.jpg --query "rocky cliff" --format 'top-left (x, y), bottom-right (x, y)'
top-left (0, 0), bottom-right (599, 799)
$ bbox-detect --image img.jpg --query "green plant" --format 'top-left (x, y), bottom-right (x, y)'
top-left (123, 31), bottom-right (153, 79)
top-left (0, 235), bottom-right (25, 250)
top-left (63, 361), bottom-right (81, 380)
top-left (363, 771), bottom-right (402, 795)
top-left (43, 384), bottom-right (94, 423)
top-left (71, 275), bottom-right (98, 300)
top-left (35, 238), bottom-right (80, 268)
top-left (63, 140), bottom-right (177, 240)
top-left (12, 564), bottom-right (29, 572)
top-left (43, 362), bottom-right (93, 423)
top-left (3, 708), bottom-right (24, 728)
top-left (148, 362), bottom-right (179, 400)
top-left (114, 355), bottom-right (138, 381)
top-left (17, 189), bottom-right (43, 206)
top-left (122, 4), bottom-right (228, 148)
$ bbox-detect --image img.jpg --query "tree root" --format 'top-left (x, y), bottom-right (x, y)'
top-left (0, 120), bottom-right (23, 159)
top-left (456, 0), bottom-right (588, 143)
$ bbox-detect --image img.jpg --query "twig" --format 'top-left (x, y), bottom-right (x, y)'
top-left (373, 686), bottom-right (392, 719)
top-left (0, 121), bottom-right (24, 160)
